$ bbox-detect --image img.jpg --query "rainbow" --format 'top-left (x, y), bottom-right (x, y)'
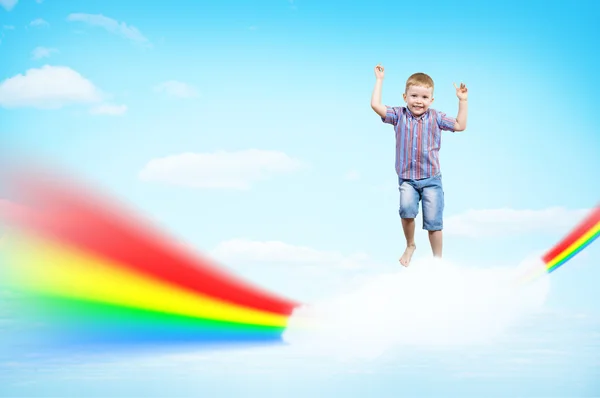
top-left (543, 205), bottom-right (600, 272)
top-left (0, 164), bottom-right (301, 349)
top-left (517, 204), bottom-right (600, 284)
top-left (1, 162), bottom-right (598, 350)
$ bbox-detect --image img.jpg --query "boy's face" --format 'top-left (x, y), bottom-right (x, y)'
top-left (403, 85), bottom-right (434, 116)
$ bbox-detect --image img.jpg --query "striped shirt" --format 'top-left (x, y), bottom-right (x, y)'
top-left (382, 106), bottom-right (456, 180)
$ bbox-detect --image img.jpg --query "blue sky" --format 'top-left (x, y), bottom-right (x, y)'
top-left (1, 0), bottom-right (599, 396)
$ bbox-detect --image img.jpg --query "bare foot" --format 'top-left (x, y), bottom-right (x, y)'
top-left (399, 244), bottom-right (416, 267)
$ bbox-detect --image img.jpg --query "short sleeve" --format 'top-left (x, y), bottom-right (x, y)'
top-left (436, 110), bottom-right (456, 132)
top-left (381, 106), bottom-right (400, 125)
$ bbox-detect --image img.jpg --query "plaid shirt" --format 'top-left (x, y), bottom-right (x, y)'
top-left (382, 106), bottom-right (456, 180)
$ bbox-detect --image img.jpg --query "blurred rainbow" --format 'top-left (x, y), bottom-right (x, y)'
top-left (543, 205), bottom-right (600, 272)
top-left (518, 204), bottom-right (600, 284)
top-left (1, 161), bottom-right (597, 350)
top-left (0, 163), bottom-right (301, 349)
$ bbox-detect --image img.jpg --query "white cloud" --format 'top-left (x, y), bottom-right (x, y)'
top-left (210, 239), bottom-right (373, 270)
top-left (444, 207), bottom-right (591, 238)
top-left (0, 0), bottom-right (17, 11)
top-left (3, 25), bottom-right (15, 30)
top-left (67, 13), bottom-right (150, 46)
top-left (89, 103), bottom-right (127, 116)
top-left (284, 256), bottom-right (551, 359)
top-left (31, 46), bottom-right (58, 60)
top-left (0, 65), bottom-right (102, 109)
top-left (29, 18), bottom-right (48, 27)
top-left (139, 149), bottom-right (306, 189)
top-left (153, 80), bottom-right (198, 99)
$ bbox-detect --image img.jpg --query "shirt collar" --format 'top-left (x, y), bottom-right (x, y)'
top-left (405, 107), bottom-right (430, 120)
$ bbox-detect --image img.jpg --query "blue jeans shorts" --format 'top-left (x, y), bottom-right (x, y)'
top-left (398, 173), bottom-right (444, 231)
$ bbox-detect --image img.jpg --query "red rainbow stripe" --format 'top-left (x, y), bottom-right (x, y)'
top-left (541, 205), bottom-right (600, 268)
top-left (1, 165), bottom-right (300, 317)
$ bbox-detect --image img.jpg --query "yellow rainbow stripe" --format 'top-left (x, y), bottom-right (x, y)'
top-left (4, 235), bottom-right (288, 328)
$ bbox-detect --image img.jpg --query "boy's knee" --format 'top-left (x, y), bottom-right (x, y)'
top-left (424, 224), bottom-right (443, 231)
top-left (399, 209), bottom-right (418, 219)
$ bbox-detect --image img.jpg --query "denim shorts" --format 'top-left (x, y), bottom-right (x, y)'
top-left (398, 173), bottom-right (444, 231)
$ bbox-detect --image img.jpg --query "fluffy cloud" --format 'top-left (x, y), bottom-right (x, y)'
top-left (0, 65), bottom-right (102, 109)
top-left (139, 149), bottom-right (306, 189)
top-left (67, 13), bottom-right (150, 46)
top-left (284, 256), bottom-right (550, 360)
top-left (445, 207), bottom-right (590, 238)
top-left (153, 80), bottom-right (198, 99)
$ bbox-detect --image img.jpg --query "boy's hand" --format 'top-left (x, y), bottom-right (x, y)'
top-left (374, 64), bottom-right (385, 80)
top-left (454, 82), bottom-right (468, 101)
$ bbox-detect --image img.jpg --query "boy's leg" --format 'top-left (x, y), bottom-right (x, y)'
top-left (401, 218), bottom-right (416, 265)
top-left (421, 174), bottom-right (444, 258)
top-left (398, 179), bottom-right (420, 266)
top-left (428, 230), bottom-right (443, 257)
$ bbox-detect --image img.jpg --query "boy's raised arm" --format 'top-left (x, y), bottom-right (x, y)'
top-left (453, 82), bottom-right (468, 132)
top-left (371, 64), bottom-right (387, 118)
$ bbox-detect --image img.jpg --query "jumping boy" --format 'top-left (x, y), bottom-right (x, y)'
top-left (370, 65), bottom-right (468, 266)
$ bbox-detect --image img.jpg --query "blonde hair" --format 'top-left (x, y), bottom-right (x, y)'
top-left (405, 72), bottom-right (434, 93)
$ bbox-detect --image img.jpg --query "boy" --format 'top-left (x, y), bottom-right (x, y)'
top-left (370, 65), bottom-right (468, 266)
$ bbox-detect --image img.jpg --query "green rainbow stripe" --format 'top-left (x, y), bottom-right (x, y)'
top-left (17, 293), bottom-right (287, 346)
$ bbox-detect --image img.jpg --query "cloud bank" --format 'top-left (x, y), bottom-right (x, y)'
top-left (139, 150), bottom-right (306, 189)
top-left (283, 256), bottom-right (550, 359)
